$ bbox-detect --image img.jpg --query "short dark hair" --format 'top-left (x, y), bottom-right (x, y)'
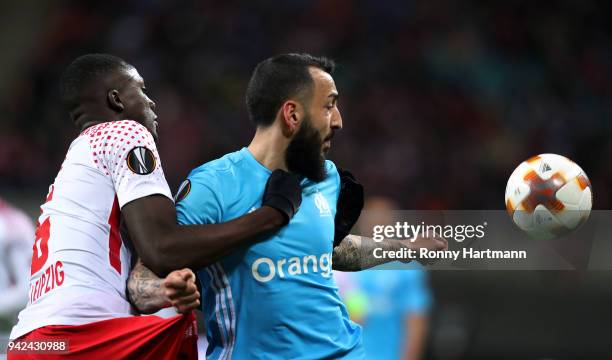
top-left (245, 53), bottom-right (335, 127)
top-left (60, 53), bottom-right (132, 108)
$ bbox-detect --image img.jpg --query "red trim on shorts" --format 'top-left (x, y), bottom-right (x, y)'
top-left (8, 313), bottom-right (198, 359)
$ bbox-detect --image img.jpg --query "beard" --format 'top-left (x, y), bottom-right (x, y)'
top-left (285, 114), bottom-right (328, 182)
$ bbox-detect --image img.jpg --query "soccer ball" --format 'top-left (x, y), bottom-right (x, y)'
top-left (505, 154), bottom-right (593, 240)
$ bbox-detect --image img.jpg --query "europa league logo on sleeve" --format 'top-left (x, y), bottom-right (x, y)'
top-left (126, 147), bottom-right (157, 175)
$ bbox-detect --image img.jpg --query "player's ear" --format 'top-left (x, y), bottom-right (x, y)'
top-left (107, 89), bottom-right (125, 113)
top-left (280, 100), bottom-right (301, 135)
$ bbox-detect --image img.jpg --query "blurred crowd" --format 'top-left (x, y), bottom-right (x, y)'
top-left (2, 0), bottom-right (612, 210)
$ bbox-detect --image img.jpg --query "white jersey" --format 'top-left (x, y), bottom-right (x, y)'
top-left (10, 120), bottom-right (172, 339)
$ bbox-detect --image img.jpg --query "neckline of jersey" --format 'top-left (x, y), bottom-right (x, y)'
top-left (239, 147), bottom-right (319, 188)
top-left (240, 147), bottom-right (272, 175)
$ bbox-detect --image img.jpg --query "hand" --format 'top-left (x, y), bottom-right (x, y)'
top-left (263, 169), bottom-right (302, 224)
top-left (162, 268), bottom-right (200, 314)
top-left (399, 237), bottom-right (448, 265)
top-left (334, 168), bottom-right (364, 247)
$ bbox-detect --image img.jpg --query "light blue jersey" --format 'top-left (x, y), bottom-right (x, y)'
top-left (336, 266), bottom-right (432, 360)
top-left (176, 148), bottom-right (363, 360)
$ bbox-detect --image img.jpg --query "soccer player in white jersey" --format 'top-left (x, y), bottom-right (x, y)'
top-left (0, 198), bottom-right (34, 324)
top-left (8, 54), bottom-right (302, 359)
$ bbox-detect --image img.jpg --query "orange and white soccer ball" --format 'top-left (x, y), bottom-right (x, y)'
top-left (505, 154), bottom-right (593, 239)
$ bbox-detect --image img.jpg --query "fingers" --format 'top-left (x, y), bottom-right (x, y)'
top-left (173, 299), bottom-right (200, 314)
top-left (164, 279), bottom-right (198, 301)
top-left (164, 269), bottom-right (195, 292)
top-left (171, 291), bottom-right (200, 306)
top-left (170, 291), bottom-right (201, 314)
top-left (180, 268), bottom-right (195, 281)
top-left (164, 283), bottom-right (199, 301)
top-left (435, 238), bottom-right (449, 251)
top-left (406, 237), bottom-right (449, 266)
top-left (419, 236), bottom-right (448, 251)
top-left (163, 268), bottom-right (200, 314)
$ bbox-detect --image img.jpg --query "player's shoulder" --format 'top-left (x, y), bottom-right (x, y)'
top-left (80, 120), bottom-right (153, 145)
top-left (81, 119), bottom-right (148, 135)
top-left (176, 150), bottom-right (244, 209)
top-left (189, 149), bottom-right (244, 180)
top-left (186, 149), bottom-right (246, 192)
top-left (76, 120), bottom-right (158, 176)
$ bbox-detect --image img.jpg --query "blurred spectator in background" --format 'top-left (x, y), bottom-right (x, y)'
top-left (335, 197), bottom-right (432, 360)
top-left (0, 198), bottom-right (33, 331)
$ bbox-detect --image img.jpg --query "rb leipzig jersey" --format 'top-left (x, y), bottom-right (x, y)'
top-left (10, 120), bottom-right (172, 339)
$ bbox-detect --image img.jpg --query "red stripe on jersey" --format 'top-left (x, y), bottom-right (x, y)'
top-left (108, 197), bottom-right (122, 274)
top-left (46, 185), bottom-right (55, 202)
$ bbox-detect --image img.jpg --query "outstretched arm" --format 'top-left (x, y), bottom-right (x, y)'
top-left (332, 235), bottom-right (448, 271)
top-left (123, 170), bottom-right (301, 276)
top-left (124, 197), bottom-right (283, 275)
top-left (332, 235), bottom-right (379, 271)
top-left (127, 259), bottom-right (200, 314)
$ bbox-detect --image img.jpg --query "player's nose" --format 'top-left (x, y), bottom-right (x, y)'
top-left (331, 108), bottom-right (342, 130)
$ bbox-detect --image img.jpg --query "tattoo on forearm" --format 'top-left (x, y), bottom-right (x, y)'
top-left (332, 235), bottom-right (363, 271)
top-left (127, 260), bottom-right (167, 314)
top-left (332, 235), bottom-right (402, 271)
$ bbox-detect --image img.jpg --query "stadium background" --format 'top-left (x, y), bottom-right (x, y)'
top-left (1, 0), bottom-right (611, 358)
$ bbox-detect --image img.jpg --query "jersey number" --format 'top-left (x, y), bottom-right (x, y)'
top-left (31, 186), bottom-right (53, 275)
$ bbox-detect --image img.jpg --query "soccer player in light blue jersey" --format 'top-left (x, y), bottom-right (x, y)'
top-left (336, 267), bottom-right (432, 360)
top-left (131, 53), bottom-right (447, 359)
